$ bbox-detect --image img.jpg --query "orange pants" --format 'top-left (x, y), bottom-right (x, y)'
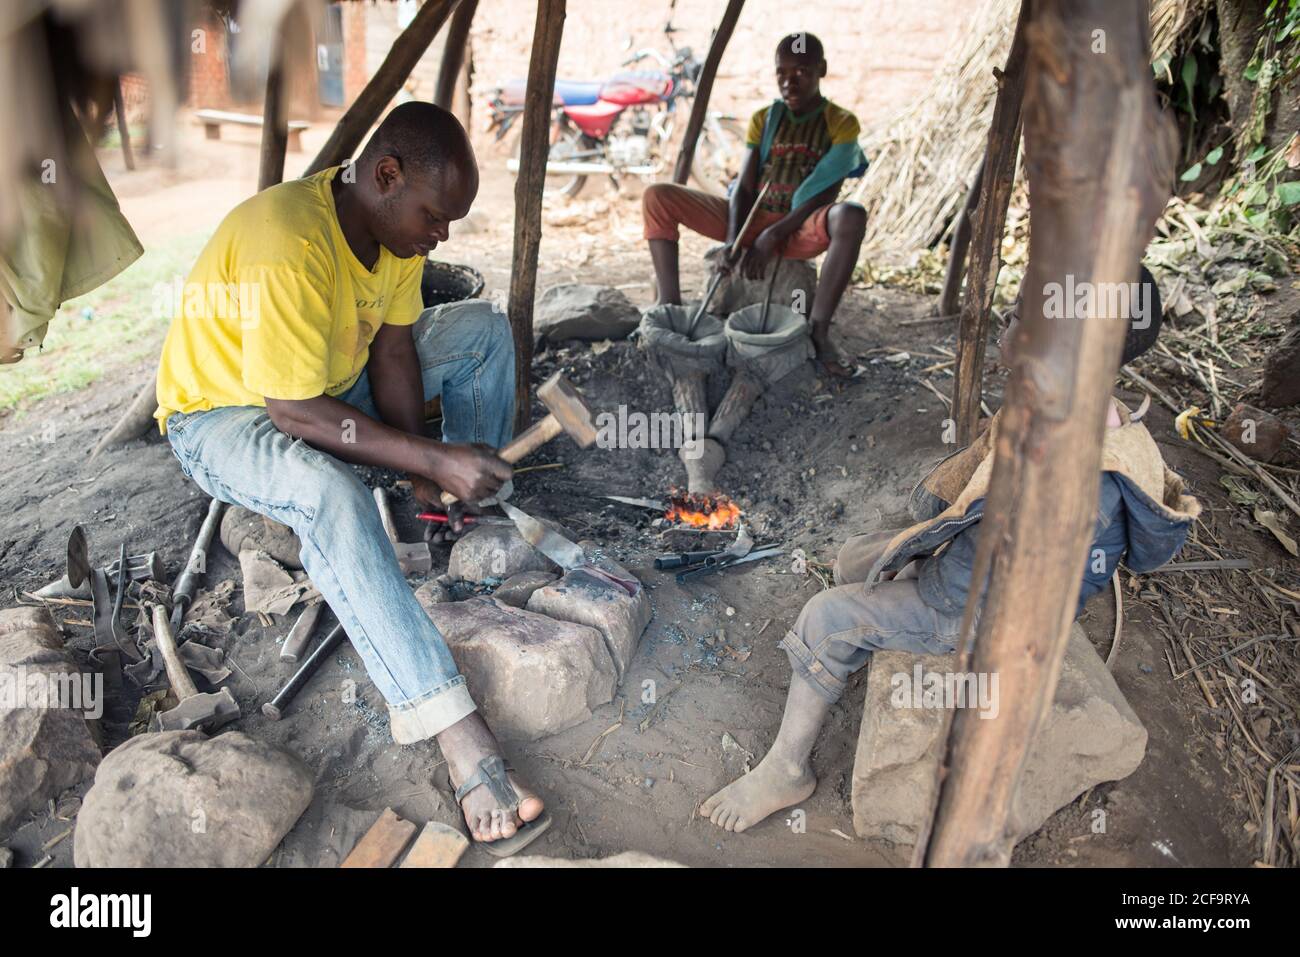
top-left (642, 183), bottom-right (833, 260)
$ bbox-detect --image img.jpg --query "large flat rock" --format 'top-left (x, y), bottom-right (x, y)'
top-left (73, 730), bottom-right (313, 867)
top-left (417, 596), bottom-right (616, 741)
top-left (0, 606), bottom-right (101, 836)
top-left (851, 623), bottom-right (1147, 847)
top-left (526, 553), bottom-right (651, 680)
top-left (535, 283), bottom-right (641, 342)
top-left (448, 523), bottom-right (564, 583)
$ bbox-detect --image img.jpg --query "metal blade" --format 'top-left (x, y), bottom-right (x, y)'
top-left (605, 495), bottom-right (668, 511)
top-left (499, 501), bottom-right (586, 571)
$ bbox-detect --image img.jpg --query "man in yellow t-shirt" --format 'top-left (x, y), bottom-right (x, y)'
top-left (642, 32), bottom-right (868, 376)
top-left (156, 103), bottom-right (547, 854)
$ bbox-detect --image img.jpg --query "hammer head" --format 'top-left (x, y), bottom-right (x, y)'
top-left (393, 541), bottom-right (432, 576)
top-left (536, 373), bottom-right (598, 448)
top-left (152, 687), bottom-right (241, 733)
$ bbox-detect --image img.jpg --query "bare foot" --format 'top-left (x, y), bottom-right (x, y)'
top-left (699, 755), bottom-right (817, 833)
top-left (438, 712), bottom-right (544, 844)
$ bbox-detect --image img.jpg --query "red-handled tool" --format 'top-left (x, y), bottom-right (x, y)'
top-left (417, 512), bottom-right (513, 527)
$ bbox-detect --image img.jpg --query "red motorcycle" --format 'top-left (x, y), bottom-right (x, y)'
top-left (487, 18), bottom-right (744, 199)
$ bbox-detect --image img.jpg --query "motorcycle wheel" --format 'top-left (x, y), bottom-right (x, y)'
top-left (512, 127), bottom-right (590, 200)
top-left (689, 117), bottom-right (746, 196)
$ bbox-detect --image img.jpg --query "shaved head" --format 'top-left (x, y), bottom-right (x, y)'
top-left (344, 101), bottom-right (480, 260)
top-left (359, 101), bottom-right (477, 184)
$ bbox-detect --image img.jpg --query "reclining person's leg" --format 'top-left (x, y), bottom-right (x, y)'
top-left (700, 575), bottom-right (962, 833)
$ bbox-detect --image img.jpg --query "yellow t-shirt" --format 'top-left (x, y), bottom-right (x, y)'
top-left (154, 166), bottom-right (424, 431)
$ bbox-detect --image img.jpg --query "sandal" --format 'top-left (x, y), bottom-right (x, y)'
top-left (453, 754), bottom-right (552, 858)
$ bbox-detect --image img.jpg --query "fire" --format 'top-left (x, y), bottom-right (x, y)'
top-left (665, 491), bottom-right (742, 529)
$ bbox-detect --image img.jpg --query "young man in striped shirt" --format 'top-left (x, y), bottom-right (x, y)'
top-left (643, 32), bottom-right (868, 376)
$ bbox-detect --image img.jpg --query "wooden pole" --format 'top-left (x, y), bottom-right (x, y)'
top-left (917, 0), bottom-right (1178, 868)
top-left (949, 2), bottom-right (1029, 446)
top-left (936, 157), bottom-right (983, 318)
top-left (113, 79), bottom-right (135, 171)
top-left (306, 0), bottom-right (458, 176)
top-left (671, 0), bottom-right (745, 185)
top-left (508, 0), bottom-right (567, 433)
top-left (435, 0), bottom-right (477, 112)
top-left (258, 37), bottom-right (289, 191)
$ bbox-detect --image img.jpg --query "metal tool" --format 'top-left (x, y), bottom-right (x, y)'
top-left (499, 501), bottom-right (638, 595)
top-left (499, 501), bottom-right (586, 569)
top-left (675, 545), bottom-right (783, 583)
top-left (440, 373), bottom-right (599, 508)
top-left (374, 487), bottom-right (432, 575)
top-left (687, 182), bottom-right (771, 337)
top-left (605, 495), bottom-right (669, 511)
top-left (150, 604), bottom-right (240, 733)
top-left (90, 543), bottom-right (142, 664)
top-left (170, 497), bottom-right (226, 631)
top-left (263, 623), bottom-right (346, 721)
top-left (416, 511), bottom-right (514, 527)
top-left (281, 601), bottom-right (324, 663)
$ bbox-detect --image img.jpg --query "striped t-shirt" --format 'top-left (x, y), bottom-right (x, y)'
top-left (745, 98), bottom-right (861, 215)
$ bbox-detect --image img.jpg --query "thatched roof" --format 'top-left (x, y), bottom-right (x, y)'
top-left (849, 0), bottom-right (1213, 256)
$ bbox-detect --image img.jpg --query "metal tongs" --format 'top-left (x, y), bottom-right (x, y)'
top-left (656, 523), bottom-right (783, 583)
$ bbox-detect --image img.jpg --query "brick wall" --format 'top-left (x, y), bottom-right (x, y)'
top-left (188, 9), bottom-right (232, 110)
top-left (342, 0), bottom-right (966, 139)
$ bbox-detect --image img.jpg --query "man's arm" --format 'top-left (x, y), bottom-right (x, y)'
top-left (367, 321), bottom-right (427, 436)
top-left (264, 392), bottom-right (510, 505)
top-left (743, 179), bottom-right (843, 280)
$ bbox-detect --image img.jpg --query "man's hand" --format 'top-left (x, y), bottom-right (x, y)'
top-left (716, 241), bottom-right (745, 278)
top-left (424, 443), bottom-right (512, 505)
top-left (743, 225), bottom-right (785, 280)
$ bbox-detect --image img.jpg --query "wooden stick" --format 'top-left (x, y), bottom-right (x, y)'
top-left (919, 0), bottom-right (1178, 868)
top-left (937, 157), bottom-right (984, 317)
top-left (434, 0), bottom-right (478, 113)
top-left (113, 78), bottom-right (134, 171)
top-left (686, 183), bottom-right (770, 336)
top-left (950, 3), bottom-right (1029, 447)
top-left (257, 23), bottom-right (289, 192)
top-left (507, 0), bottom-right (567, 433)
top-left (672, 0), bottom-right (746, 185)
top-left (306, 0), bottom-right (457, 175)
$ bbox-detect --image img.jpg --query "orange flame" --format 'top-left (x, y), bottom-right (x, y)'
top-left (665, 491), bottom-right (742, 529)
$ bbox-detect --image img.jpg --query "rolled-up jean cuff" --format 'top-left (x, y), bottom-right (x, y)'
top-left (388, 676), bottom-right (477, 744)
top-left (778, 630), bottom-right (846, 704)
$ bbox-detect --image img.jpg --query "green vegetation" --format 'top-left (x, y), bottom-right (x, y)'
top-left (0, 232), bottom-right (209, 413)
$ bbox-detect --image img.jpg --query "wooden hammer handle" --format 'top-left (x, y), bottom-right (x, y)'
top-left (439, 414), bottom-right (563, 507)
top-left (152, 604), bottom-right (199, 701)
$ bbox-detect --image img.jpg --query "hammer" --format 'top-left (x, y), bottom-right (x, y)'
top-left (149, 604), bottom-right (240, 733)
top-left (439, 372), bottom-right (598, 508)
top-left (374, 487), bottom-right (433, 575)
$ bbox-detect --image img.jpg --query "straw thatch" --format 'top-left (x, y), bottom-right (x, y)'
top-left (850, 0), bottom-right (1213, 256)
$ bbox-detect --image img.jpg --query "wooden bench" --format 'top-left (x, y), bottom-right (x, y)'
top-left (194, 110), bottom-right (310, 152)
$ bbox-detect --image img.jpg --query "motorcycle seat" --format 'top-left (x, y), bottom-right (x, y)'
top-left (500, 78), bottom-right (601, 107)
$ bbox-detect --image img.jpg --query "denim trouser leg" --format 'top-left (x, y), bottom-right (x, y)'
top-left (161, 300), bottom-right (517, 744)
top-left (340, 299), bottom-right (515, 449)
top-left (779, 526), bottom-right (967, 703)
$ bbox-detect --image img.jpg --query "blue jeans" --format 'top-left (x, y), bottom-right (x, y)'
top-left (164, 300), bottom-right (515, 743)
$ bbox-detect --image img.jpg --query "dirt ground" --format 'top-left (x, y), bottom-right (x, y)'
top-left (0, 129), bottom-right (1288, 868)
